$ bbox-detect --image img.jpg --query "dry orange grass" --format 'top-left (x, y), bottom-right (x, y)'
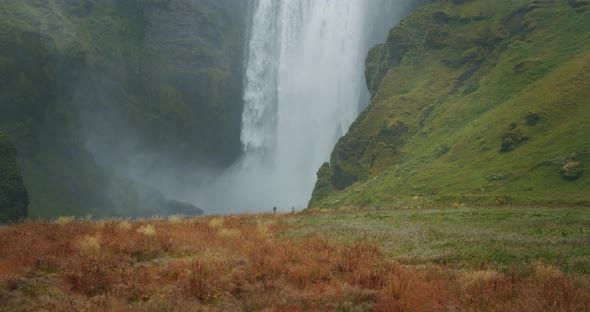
top-left (0, 214), bottom-right (589, 311)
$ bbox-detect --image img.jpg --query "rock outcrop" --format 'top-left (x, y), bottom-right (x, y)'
top-left (0, 0), bottom-right (246, 217)
top-left (0, 132), bottom-right (28, 222)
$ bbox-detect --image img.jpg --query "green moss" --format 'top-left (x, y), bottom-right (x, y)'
top-left (0, 132), bottom-right (28, 222)
top-left (308, 162), bottom-right (334, 207)
top-left (365, 44), bottom-right (388, 98)
top-left (311, 0), bottom-right (590, 209)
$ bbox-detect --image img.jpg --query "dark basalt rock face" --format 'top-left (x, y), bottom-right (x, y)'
top-left (0, 132), bottom-right (28, 223)
top-left (0, 0), bottom-right (247, 218)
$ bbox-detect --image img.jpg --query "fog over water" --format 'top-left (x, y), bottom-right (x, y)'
top-left (187, 0), bottom-right (414, 214)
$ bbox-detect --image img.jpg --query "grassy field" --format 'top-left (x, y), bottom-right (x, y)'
top-left (1, 207), bottom-right (589, 311)
top-left (287, 207), bottom-right (590, 274)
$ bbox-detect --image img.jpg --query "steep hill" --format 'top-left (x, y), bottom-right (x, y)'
top-left (310, 0), bottom-right (590, 208)
top-left (0, 0), bottom-right (245, 217)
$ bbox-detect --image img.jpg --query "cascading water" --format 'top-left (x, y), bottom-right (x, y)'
top-left (192, 0), bottom-right (413, 213)
top-left (241, 0), bottom-right (373, 204)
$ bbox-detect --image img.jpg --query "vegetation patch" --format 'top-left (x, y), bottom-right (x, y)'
top-left (311, 0), bottom-right (590, 209)
top-left (500, 128), bottom-right (529, 153)
top-left (560, 159), bottom-right (583, 180)
top-left (525, 111), bottom-right (541, 126)
top-left (1, 209), bottom-right (589, 310)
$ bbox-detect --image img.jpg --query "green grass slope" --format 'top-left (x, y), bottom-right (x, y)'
top-left (310, 0), bottom-right (590, 208)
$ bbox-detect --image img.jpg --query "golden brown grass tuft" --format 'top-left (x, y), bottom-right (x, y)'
top-left (117, 220), bottom-right (132, 231)
top-left (137, 224), bottom-right (156, 237)
top-left (208, 217), bottom-right (224, 229)
top-left (55, 216), bottom-right (75, 225)
top-left (76, 235), bottom-right (102, 257)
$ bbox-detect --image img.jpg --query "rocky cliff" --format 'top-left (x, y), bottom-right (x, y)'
top-left (0, 0), bottom-right (246, 217)
top-left (310, 0), bottom-right (590, 208)
top-left (0, 132), bottom-right (28, 222)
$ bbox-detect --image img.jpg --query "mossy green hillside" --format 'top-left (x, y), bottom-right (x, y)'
top-left (311, 0), bottom-right (590, 208)
top-left (0, 132), bottom-right (28, 223)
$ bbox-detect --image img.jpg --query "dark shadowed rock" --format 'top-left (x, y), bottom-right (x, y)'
top-left (0, 1), bottom-right (246, 218)
top-left (0, 132), bottom-right (28, 222)
top-left (161, 199), bottom-right (203, 217)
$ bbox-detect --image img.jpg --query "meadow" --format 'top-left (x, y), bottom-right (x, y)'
top-left (1, 207), bottom-right (589, 311)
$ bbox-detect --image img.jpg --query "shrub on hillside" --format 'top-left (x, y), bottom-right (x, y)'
top-left (560, 160), bottom-right (583, 180)
top-left (500, 131), bottom-right (528, 153)
top-left (525, 112), bottom-right (541, 126)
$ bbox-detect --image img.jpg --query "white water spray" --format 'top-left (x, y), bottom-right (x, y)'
top-left (192, 0), bottom-right (412, 213)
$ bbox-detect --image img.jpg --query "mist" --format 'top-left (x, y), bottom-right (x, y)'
top-left (76, 0), bottom-right (420, 216)
top-left (179, 0), bottom-right (416, 214)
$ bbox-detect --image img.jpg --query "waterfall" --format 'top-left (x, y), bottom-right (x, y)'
top-left (242, 0), bottom-right (367, 159)
top-left (192, 0), bottom-right (411, 214)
